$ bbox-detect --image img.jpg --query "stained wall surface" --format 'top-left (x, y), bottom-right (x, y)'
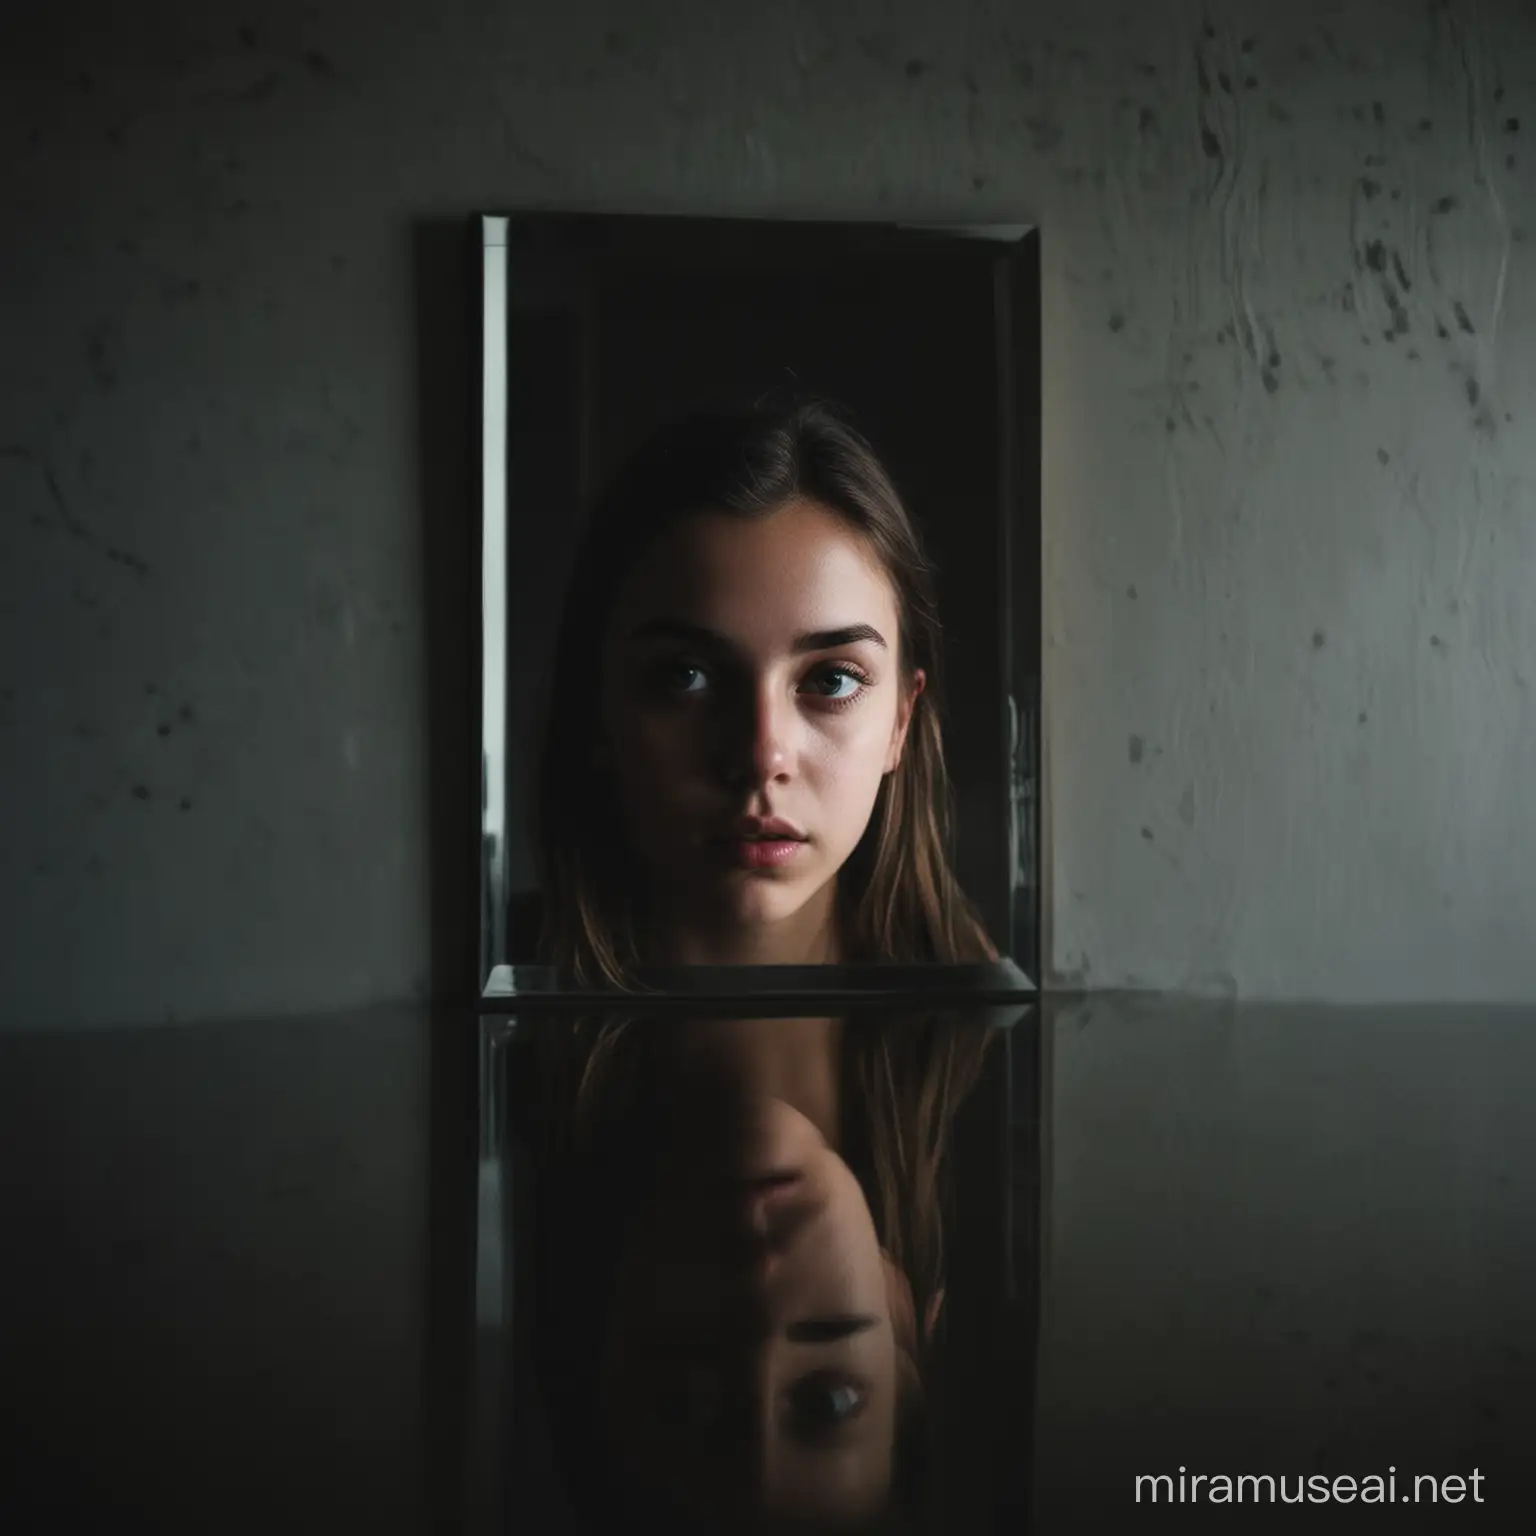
top-left (4, 0), bottom-right (1534, 1025)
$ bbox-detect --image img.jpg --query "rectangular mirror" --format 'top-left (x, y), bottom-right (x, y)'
top-left (477, 212), bottom-right (1041, 995)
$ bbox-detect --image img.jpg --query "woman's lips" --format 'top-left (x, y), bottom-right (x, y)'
top-left (741, 1171), bottom-right (806, 1217)
top-left (744, 1172), bottom-right (802, 1194)
top-left (719, 837), bottom-right (805, 869)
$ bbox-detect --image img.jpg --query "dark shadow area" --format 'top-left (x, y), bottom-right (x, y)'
top-left (411, 216), bottom-right (482, 1535)
top-left (0, 1009), bottom-right (432, 1536)
top-left (1029, 996), bottom-right (1536, 1533)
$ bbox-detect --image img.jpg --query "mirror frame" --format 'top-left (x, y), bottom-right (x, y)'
top-left (475, 211), bottom-right (1041, 998)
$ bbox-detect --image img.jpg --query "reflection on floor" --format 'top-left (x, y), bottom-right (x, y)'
top-left (2, 997), bottom-right (1533, 1531)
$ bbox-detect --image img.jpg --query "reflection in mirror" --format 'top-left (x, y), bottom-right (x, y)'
top-left (478, 214), bottom-right (1041, 992)
top-left (531, 399), bottom-right (998, 984)
top-left (487, 1005), bottom-right (1033, 1534)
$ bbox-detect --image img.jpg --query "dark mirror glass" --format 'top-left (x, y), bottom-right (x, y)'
top-left (477, 213), bottom-right (1041, 995)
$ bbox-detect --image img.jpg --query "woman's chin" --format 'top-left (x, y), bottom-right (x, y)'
top-left (657, 1093), bottom-right (824, 1183)
top-left (732, 1096), bottom-right (827, 1178)
top-left (678, 887), bottom-right (809, 932)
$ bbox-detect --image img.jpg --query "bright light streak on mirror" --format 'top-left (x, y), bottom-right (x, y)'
top-left (481, 217), bottom-right (509, 984)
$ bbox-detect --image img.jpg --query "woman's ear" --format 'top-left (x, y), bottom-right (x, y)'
top-left (881, 1247), bottom-right (913, 1344)
top-left (884, 668), bottom-right (926, 775)
top-left (924, 1286), bottom-right (945, 1343)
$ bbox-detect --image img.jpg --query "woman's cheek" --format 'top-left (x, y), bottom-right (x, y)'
top-left (636, 708), bottom-right (703, 776)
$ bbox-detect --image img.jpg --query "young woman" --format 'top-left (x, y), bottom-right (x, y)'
top-left (526, 391), bottom-right (997, 980)
top-left (513, 393), bottom-right (1002, 1531)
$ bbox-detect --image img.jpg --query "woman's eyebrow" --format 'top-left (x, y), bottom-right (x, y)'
top-left (785, 1315), bottom-right (880, 1343)
top-left (628, 618), bottom-right (888, 654)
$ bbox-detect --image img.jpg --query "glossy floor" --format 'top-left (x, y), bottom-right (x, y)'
top-left (2, 998), bottom-right (1532, 1532)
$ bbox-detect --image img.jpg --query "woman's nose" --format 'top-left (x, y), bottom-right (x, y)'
top-left (737, 1177), bottom-right (822, 1254)
top-left (720, 681), bottom-right (794, 786)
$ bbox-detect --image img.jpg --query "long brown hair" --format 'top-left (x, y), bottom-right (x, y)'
top-left (529, 391), bottom-right (997, 984)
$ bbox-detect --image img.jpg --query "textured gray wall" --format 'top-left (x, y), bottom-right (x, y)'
top-left (4, 0), bottom-right (1535, 1027)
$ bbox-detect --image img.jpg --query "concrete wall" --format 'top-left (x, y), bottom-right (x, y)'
top-left (4, 0), bottom-right (1535, 1025)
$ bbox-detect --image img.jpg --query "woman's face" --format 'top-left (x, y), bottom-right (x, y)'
top-left (600, 1095), bottom-right (915, 1529)
top-left (598, 498), bottom-right (924, 953)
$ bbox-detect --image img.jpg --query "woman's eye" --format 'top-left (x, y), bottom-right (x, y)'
top-left (811, 666), bottom-right (867, 701)
top-left (650, 661), bottom-right (869, 704)
top-left (650, 661), bottom-right (708, 693)
top-left (790, 1374), bottom-right (868, 1429)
